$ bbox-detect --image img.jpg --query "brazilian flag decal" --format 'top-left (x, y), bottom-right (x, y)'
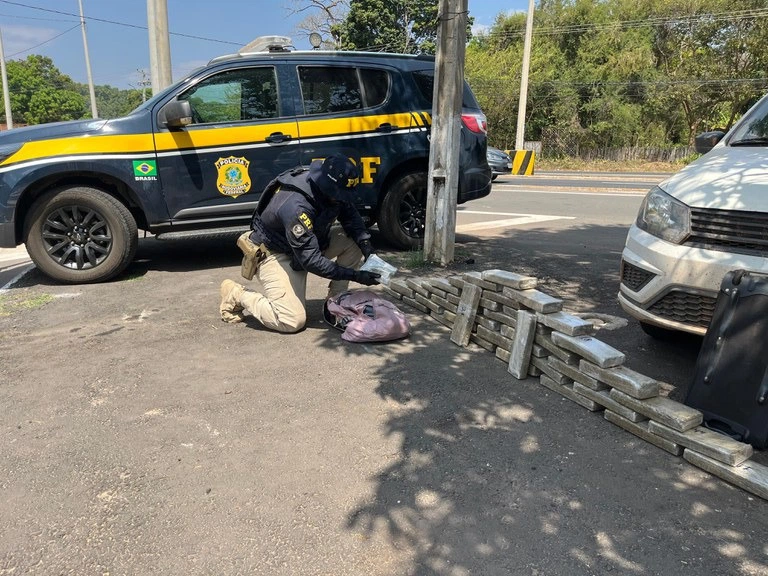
top-left (133, 160), bottom-right (157, 177)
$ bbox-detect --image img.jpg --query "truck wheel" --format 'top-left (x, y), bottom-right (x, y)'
top-left (25, 186), bottom-right (138, 284)
top-left (378, 172), bottom-right (427, 250)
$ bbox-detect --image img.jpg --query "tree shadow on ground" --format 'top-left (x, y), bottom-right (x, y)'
top-left (378, 223), bottom-right (704, 399)
top-left (8, 218), bottom-right (768, 573)
top-left (310, 313), bottom-right (768, 575)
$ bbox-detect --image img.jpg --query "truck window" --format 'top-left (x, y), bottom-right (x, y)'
top-left (299, 66), bottom-right (363, 115)
top-left (412, 69), bottom-right (480, 109)
top-left (179, 67), bottom-right (278, 123)
top-left (360, 68), bottom-right (390, 108)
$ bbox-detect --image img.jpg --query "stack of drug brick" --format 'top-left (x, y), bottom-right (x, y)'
top-left (382, 268), bottom-right (768, 501)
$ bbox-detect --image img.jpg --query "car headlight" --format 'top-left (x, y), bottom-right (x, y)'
top-left (636, 186), bottom-right (691, 244)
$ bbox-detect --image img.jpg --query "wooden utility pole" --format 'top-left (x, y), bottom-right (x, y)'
top-left (0, 28), bottom-right (12, 130)
top-left (424, 0), bottom-right (468, 265)
top-left (147, 0), bottom-right (173, 92)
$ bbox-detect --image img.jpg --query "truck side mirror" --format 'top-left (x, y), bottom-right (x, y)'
top-left (694, 130), bottom-right (726, 154)
top-left (161, 99), bottom-right (193, 129)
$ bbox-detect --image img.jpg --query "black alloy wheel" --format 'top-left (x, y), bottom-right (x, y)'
top-left (378, 172), bottom-right (427, 250)
top-left (25, 186), bottom-right (138, 283)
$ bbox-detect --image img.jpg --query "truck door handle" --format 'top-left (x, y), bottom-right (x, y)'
top-left (377, 123), bottom-right (397, 133)
top-left (266, 132), bottom-right (291, 143)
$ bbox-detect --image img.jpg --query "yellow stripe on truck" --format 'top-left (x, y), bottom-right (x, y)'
top-left (153, 120), bottom-right (300, 150)
top-left (2, 133), bottom-right (156, 166)
top-left (0, 111), bottom-right (429, 168)
top-left (296, 112), bottom-right (420, 137)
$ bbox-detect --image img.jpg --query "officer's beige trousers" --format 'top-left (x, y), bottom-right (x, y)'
top-left (239, 227), bottom-right (363, 333)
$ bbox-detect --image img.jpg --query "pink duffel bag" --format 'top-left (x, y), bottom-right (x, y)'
top-left (323, 290), bottom-right (411, 342)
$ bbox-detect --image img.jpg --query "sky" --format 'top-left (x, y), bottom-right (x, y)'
top-left (0, 0), bottom-right (528, 91)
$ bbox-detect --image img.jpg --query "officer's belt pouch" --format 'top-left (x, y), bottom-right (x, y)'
top-left (237, 232), bottom-right (269, 280)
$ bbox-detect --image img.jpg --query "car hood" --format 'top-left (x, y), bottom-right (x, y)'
top-left (0, 119), bottom-right (109, 145)
top-left (662, 146), bottom-right (768, 212)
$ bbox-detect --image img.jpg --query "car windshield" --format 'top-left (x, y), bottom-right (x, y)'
top-left (129, 67), bottom-right (208, 114)
top-left (729, 95), bottom-right (768, 146)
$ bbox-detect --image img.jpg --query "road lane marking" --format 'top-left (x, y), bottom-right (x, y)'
top-left (491, 186), bottom-right (647, 197)
top-left (460, 210), bottom-right (572, 216)
top-left (457, 214), bottom-right (574, 232)
top-left (0, 263), bottom-right (34, 292)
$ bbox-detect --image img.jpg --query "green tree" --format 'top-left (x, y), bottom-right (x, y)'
top-left (334, 0), bottom-right (474, 54)
top-left (466, 0), bottom-right (768, 152)
top-left (3, 55), bottom-right (87, 124)
top-left (649, 0), bottom-right (768, 141)
top-left (74, 84), bottom-right (144, 119)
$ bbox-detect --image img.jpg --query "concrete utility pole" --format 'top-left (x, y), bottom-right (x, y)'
top-left (147, 0), bottom-right (173, 92)
top-left (423, 0), bottom-right (468, 265)
top-left (78, 0), bottom-right (98, 118)
top-left (515, 0), bottom-right (535, 150)
top-left (0, 28), bottom-right (12, 129)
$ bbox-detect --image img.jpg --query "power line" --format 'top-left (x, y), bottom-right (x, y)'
top-left (0, 11), bottom-right (78, 22)
top-left (478, 8), bottom-right (768, 40)
top-left (0, 0), bottom-right (243, 46)
top-left (8, 23), bottom-right (80, 57)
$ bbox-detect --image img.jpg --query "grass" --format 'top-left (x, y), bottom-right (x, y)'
top-left (121, 271), bottom-right (145, 282)
top-left (536, 158), bottom-right (690, 173)
top-left (384, 246), bottom-right (478, 275)
top-left (404, 249), bottom-right (428, 269)
top-left (0, 292), bottom-right (54, 316)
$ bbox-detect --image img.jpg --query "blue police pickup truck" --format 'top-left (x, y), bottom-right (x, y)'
top-left (0, 39), bottom-right (491, 283)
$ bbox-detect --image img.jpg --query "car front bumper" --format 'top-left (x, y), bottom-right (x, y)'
top-left (618, 224), bottom-right (768, 334)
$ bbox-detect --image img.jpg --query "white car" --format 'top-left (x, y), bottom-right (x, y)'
top-left (618, 93), bottom-right (768, 337)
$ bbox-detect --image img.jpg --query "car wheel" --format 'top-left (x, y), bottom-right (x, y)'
top-left (25, 186), bottom-right (138, 284)
top-left (639, 321), bottom-right (681, 341)
top-left (491, 174), bottom-right (498, 181)
top-left (378, 172), bottom-right (426, 250)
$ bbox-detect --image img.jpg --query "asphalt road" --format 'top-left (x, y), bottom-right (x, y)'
top-left (470, 172), bottom-right (706, 407)
top-left (2, 172), bottom-right (768, 575)
top-left (476, 174), bottom-right (712, 401)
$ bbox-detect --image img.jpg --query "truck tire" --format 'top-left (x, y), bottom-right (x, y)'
top-left (378, 172), bottom-right (427, 250)
top-left (25, 186), bottom-right (138, 284)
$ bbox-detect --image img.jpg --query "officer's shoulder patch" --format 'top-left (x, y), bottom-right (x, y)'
top-left (291, 223), bottom-right (306, 238)
top-left (298, 212), bottom-right (313, 230)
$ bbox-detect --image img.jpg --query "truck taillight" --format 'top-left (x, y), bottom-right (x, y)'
top-left (462, 113), bottom-right (487, 134)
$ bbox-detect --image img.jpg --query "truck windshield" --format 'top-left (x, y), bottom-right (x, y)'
top-left (729, 95), bottom-right (768, 146)
top-left (129, 69), bottom-right (207, 114)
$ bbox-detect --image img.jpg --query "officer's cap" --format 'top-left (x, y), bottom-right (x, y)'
top-left (308, 154), bottom-right (359, 200)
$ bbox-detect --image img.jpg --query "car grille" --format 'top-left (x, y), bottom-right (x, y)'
top-left (620, 260), bottom-right (655, 291)
top-left (647, 290), bottom-right (717, 329)
top-left (685, 207), bottom-right (768, 257)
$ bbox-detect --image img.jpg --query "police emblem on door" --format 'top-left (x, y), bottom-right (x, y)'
top-left (215, 156), bottom-right (252, 198)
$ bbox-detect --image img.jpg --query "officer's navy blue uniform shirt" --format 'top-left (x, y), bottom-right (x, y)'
top-left (250, 167), bottom-right (370, 281)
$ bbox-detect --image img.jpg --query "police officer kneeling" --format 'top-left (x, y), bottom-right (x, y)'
top-left (219, 154), bottom-right (380, 332)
